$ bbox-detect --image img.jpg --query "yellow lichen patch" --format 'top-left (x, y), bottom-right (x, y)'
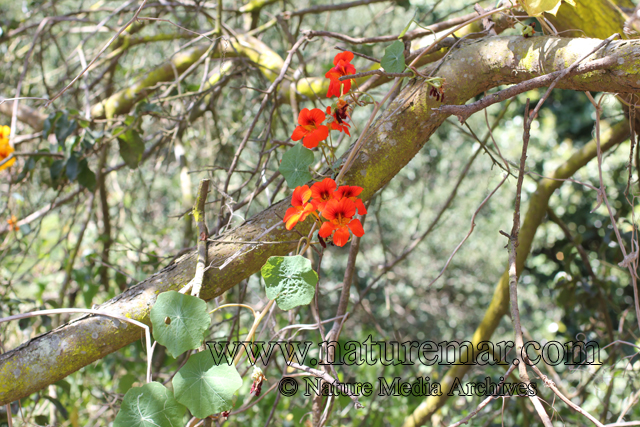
top-left (548, 0), bottom-right (627, 39)
top-left (521, 0), bottom-right (575, 17)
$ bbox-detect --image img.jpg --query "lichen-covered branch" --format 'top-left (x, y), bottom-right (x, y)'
top-left (2, 35), bottom-right (640, 406)
top-left (91, 34), bottom-right (285, 118)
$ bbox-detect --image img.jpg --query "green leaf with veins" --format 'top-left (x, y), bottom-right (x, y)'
top-left (261, 255), bottom-right (318, 311)
top-left (113, 382), bottom-right (186, 427)
top-left (381, 40), bottom-right (406, 74)
top-left (150, 291), bottom-right (211, 358)
top-left (172, 351), bottom-right (242, 418)
top-left (279, 143), bottom-right (314, 187)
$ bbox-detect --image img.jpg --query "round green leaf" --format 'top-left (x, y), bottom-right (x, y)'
top-left (113, 382), bottom-right (186, 427)
top-left (381, 40), bottom-right (406, 74)
top-left (279, 143), bottom-right (314, 188)
top-left (261, 255), bottom-right (318, 311)
top-left (150, 291), bottom-right (211, 358)
top-left (172, 351), bottom-right (242, 418)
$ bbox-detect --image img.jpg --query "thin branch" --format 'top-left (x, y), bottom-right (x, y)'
top-left (426, 170), bottom-right (509, 288)
top-left (335, 46), bottom-right (380, 63)
top-left (529, 363), bottom-right (604, 427)
top-left (585, 92), bottom-right (640, 333)
top-left (506, 99), bottom-right (552, 427)
top-left (447, 363), bottom-right (518, 427)
top-left (286, 0), bottom-right (394, 17)
top-left (288, 362), bottom-right (364, 409)
top-left (339, 70), bottom-right (413, 81)
top-left (46, 0), bottom-right (149, 106)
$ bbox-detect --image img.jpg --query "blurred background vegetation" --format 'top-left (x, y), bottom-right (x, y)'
top-left (1, 0), bottom-right (639, 425)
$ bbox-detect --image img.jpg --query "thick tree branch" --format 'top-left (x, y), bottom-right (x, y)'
top-left (0, 97), bottom-right (48, 131)
top-left (91, 34), bottom-right (285, 118)
top-left (2, 35), bottom-right (640, 406)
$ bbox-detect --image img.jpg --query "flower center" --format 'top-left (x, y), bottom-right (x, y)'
top-left (334, 214), bottom-right (350, 227)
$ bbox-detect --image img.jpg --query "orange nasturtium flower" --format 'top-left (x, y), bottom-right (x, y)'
top-left (326, 105), bottom-right (351, 136)
top-left (335, 185), bottom-right (367, 215)
top-left (0, 125), bottom-right (15, 171)
top-left (319, 198), bottom-right (365, 247)
top-left (310, 177), bottom-right (337, 212)
top-left (291, 108), bottom-right (329, 149)
top-left (7, 215), bottom-right (19, 232)
top-left (325, 52), bottom-right (356, 98)
top-left (283, 185), bottom-right (317, 230)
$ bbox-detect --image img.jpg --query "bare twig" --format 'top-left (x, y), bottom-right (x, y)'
top-left (529, 363), bottom-right (604, 427)
top-left (288, 362), bottom-right (364, 409)
top-left (505, 99), bottom-right (553, 427)
top-left (585, 92), bottom-right (640, 333)
top-left (286, 0), bottom-right (393, 17)
top-left (335, 46), bottom-right (380, 63)
top-left (426, 170), bottom-right (509, 288)
top-left (46, 0), bottom-right (149, 106)
top-left (339, 70), bottom-right (413, 80)
top-left (447, 363), bottom-right (518, 427)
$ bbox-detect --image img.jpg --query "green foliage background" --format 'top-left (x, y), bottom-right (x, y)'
top-left (0, 0), bottom-right (639, 426)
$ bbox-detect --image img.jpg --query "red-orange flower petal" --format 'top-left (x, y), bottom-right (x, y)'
top-left (319, 221), bottom-right (335, 238)
top-left (354, 198), bottom-right (367, 215)
top-left (284, 203), bottom-right (315, 230)
top-left (335, 185), bottom-right (366, 214)
top-left (311, 178), bottom-right (337, 211)
top-left (291, 108), bottom-right (329, 148)
top-left (332, 227), bottom-right (351, 247)
top-left (333, 51), bottom-right (354, 65)
top-left (326, 106), bottom-right (351, 136)
top-left (348, 218), bottom-right (364, 237)
top-left (326, 79), bottom-right (343, 98)
top-left (325, 53), bottom-right (356, 98)
top-left (302, 108), bottom-right (327, 126)
top-left (291, 185), bottom-right (312, 207)
top-left (322, 198), bottom-right (356, 222)
top-left (284, 206), bottom-right (302, 230)
top-left (291, 126), bottom-right (307, 141)
top-left (335, 185), bottom-right (362, 199)
top-left (302, 126), bottom-right (329, 149)
top-left (330, 120), bottom-right (351, 136)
